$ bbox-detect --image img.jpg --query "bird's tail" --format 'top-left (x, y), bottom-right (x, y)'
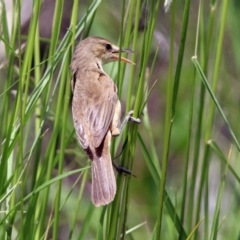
top-left (91, 132), bottom-right (116, 207)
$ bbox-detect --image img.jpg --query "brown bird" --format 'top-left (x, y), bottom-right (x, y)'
top-left (71, 36), bottom-right (140, 207)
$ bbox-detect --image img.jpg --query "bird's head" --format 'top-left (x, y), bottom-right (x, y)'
top-left (74, 37), bottom-right (135, 66)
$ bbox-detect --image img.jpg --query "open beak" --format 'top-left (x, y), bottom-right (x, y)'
top-left (111, 47), bottom-right (135, 65)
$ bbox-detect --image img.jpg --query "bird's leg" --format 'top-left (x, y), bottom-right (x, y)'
top-left (112, 109), bottom-right (141, 138)
top-left (111, 103), bottom-right (140, 176)
top-left (112, 139), bottom-right (133, 175)
top-left (112, 161), bottom-right (136, 177)
top-left (112, 162), bottom-right (131, 175)
top-left (118, 110), bottom-right (141, 134)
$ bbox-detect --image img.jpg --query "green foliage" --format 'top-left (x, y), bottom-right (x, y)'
top-left (0, 0), bottom-right (240, 239)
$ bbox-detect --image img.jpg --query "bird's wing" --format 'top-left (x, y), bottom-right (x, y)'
top-left (87, 73), bottom-right (118, 148)
top-left (72, 70), bottom-right (118, 149)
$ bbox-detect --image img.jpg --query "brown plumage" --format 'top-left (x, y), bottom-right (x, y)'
top-left (71, 37), bottom-right (134, 206)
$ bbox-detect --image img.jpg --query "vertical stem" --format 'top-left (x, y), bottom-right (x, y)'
top-left (205, 0), bottom-right (228, 140)
top-left (157, 0), bottom-right (191, 237)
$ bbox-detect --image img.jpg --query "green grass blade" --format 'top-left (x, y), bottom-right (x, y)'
top-left (210, 146), bottom-right (230, 240)
top-left (138, 133), bottom-right (187, 238)
top-left (192, 57), bottom-right (240, 151)
top-left (209, 141), bottom-right (240, 183)
top-left (77, 204), bottom-right (95, 240)
top-left (0, 167), bottom-right (89, 225)
top-left (157, 0), bottom-right (191, 237)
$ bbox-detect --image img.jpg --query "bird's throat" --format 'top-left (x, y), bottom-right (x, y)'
top-left (96, 59), bottom-right (104, 71)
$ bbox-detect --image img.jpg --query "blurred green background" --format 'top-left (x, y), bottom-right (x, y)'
top-left (0, 0), bottom-right (240, 239)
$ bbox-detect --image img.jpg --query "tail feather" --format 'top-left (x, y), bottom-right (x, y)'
top-left (91, 157), bottom-right (116, 206)
top-left (91, 133), bottom-right (116, 206)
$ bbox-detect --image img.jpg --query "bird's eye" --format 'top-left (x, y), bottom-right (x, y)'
top-left (105, 44), bottom-right (112, 51)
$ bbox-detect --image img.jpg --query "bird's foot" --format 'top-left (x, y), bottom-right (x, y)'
top-left (112, 162), bottom-right (136, 177)
top-left (119, 110), bottom-right (141, 132)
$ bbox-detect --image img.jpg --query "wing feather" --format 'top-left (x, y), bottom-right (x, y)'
top-left (89, 96), bottom-right (117, 147)
top-left (72, 70), bottom-right (118, 150)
